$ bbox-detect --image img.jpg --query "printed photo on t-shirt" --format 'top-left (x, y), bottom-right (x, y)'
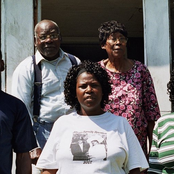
top-left (70, 131), bottom-right (107, 164)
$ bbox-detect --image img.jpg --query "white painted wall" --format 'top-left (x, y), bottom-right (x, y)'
top-left (143, 0), bottom-right (171, 115)
top-left (1, 0), bottom-right (34, 93)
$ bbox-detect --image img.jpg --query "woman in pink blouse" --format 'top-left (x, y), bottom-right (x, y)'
top-left (98, 20), bottom-right (160, 173)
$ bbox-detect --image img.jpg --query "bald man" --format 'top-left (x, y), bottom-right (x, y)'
top-left (12, 20), bottom-right (81, 174)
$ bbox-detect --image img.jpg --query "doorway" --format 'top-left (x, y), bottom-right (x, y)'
top-left (41, 0), bottom-right (144, 62)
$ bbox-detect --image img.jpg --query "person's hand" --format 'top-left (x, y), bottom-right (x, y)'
top-left (29, 147), bottom-right (42, 165)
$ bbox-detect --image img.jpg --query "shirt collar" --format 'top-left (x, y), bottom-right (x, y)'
top-left (35, 48), bottom-right (65, 65)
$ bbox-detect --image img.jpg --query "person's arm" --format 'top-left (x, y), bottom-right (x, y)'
top-left (147, 120), bottom-right (155, 159)
top-left (11, 58), bottom-right (33, 119)
top-left (141, 65), bottom-right (160, 158)
top-left (16, 152), bottom-right (31, 174)
top-left (41, 169), bottom-right (58, 174)
top-left (129, 168), bottom-right (140, 174)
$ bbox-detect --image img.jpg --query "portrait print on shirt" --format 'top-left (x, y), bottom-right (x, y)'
top-left (70, 131), bottom-right (107, 163)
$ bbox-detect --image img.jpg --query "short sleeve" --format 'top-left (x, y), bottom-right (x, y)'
top-left (122, 118), bottom-right (149, 173)
top-left (13, 99), bottom-right (37, 153)
top-left (149, 115), bottom-right (174, 173)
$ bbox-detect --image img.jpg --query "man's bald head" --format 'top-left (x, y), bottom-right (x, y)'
top-left (34, 20), bottom-right (60, 36)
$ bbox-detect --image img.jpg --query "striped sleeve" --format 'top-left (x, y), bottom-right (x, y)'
top-left (148, 113), bottom-right (174, 173)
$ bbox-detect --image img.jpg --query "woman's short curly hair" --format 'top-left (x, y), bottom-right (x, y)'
top-left (98, 20), bottom-right (128, 46)
top-left (64, 60), bottom-right (111, 112)
top-left (167, 69), bottom-right (174, 102)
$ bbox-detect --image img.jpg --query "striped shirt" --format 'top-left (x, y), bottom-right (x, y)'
top-left (148, 113), bottom-right (174, 174)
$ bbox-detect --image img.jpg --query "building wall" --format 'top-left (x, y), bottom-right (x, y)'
top-left (1, 0), bottom-right (34, 92)
top-left (143, 0), bottom-right (171, 115)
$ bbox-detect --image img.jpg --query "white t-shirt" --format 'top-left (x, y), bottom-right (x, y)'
top-left (36, 112), bottom-right (149, 174)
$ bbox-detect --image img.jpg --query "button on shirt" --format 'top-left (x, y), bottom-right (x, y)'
top-left (11, 49), bottom-right (80, 123)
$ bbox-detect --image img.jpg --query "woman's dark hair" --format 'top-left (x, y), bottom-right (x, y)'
top-left (64, 60), bottom-right (111, 112)
top-left (98, 20), bottom-right (128, 46)
top-left (167, 70), bottom-right (174, 102)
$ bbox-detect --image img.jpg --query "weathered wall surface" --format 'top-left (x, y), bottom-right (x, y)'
top-left (1, 0), bottom-right (34, 93)
top-left (143, 0), bottom-right (171, 115)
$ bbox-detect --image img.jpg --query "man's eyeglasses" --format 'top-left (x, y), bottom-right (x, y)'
top-left (36, 33), bottom-right (59, 42)
top-left (108, 37), bottom-right (128, 44)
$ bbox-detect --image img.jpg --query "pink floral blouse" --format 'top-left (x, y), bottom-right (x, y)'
top-left (99, 60), bottom-right (161, 154)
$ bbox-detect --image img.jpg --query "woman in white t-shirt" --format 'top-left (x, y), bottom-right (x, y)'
top-left (36, 60), bottom-right (149, 174)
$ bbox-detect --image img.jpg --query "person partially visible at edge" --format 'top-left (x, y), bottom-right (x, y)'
top-left (148, 69), bottom-right (174, 174)
top-left (11, 19), bottom-right (81, 174)
top-left (0, 51), bottom-right (37, 174)
top-left (98, 20), bottom-right (161, 171)
top-left (36, 60), bottom-right (149, 174)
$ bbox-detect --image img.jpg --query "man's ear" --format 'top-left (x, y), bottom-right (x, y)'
top-left (34, 37), bottom-right (37, 47)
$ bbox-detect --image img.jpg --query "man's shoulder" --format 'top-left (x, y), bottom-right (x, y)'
top-left (0, 91), bottom-right (27, 114)
top-left (18, 56), bottom-right (33, 65)
top-left (156, 113), bottom-right (174, 125)
top-left (64, 52), bottom-right (81, 65)
top-left (1, 90), bottom-right (25, 105)
top-left (13, 56), bottom-right (33, 74)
